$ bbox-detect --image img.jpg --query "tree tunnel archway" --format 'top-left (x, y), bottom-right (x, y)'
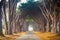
top-left (19, 2), bottom-right (46, 32)
top-left (0, 0), bottom-right (60, 35)
top-left (17, 0), bottom-right (60, 33)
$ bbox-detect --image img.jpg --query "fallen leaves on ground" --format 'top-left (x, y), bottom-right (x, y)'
top-left (1, 32), bottom-right (60, 40)
top-left (0, 32), bottom-right (25, 40)
top-left (34, 32), bottom-right (60, 40)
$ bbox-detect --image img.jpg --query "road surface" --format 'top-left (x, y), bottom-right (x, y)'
top-left (16, 31), bottom-right (41, 40)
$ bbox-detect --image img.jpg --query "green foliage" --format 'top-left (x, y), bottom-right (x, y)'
top-left (16, 0), bottom-right (21, 3)
top-left (18, 0), bottom-right (43, 10)
top-left (38, 0), bottom-right (43, 3)
top-left (16, 8), bottom-right (20, 14)
top-left (25, 16), bottom-right (34, 22)
top-left (17, 0), bottom-right (43, 22)
top-left (27, 0), bottom-right (34, 2)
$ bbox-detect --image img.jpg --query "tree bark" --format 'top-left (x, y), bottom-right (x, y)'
top-left (57, 13), bottom-right (60, 34)
top-left (0, 0), bottom-right (4, 35)
top-left (8, 0), bottom-right (13, 34)
top-left (51, 13), bottom-right (57, 33)
top-left (3, 0), bottom-right (8, 34)
top-left (46, 20), bottom-right (50, 32)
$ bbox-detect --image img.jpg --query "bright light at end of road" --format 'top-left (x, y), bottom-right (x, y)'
top-left (28, 25), bottom-right (33, 31)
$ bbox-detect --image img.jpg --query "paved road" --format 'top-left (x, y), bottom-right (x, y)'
top-left (16, 31), bottom-right (40, 40)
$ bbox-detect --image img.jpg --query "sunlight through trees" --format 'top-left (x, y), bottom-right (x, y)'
top-left (28, 24), bottom-right (33, 31)
top-left (0, 0), bottom-right (60, 40)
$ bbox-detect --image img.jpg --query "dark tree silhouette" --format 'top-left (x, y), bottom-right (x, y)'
top-left (0, 0), bottom-right (4, 35)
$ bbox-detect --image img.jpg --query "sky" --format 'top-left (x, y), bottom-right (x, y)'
top-left (0, 0), bottom-right (38, 3)
top-left (0, 0), bottom-right (8, 2)
top-left (0, 0), bottom-right (38, 7)
top-left (17, 0), bottom-right (27, 8)
top-left (17, 0), bottom-right (38, 8)
top-left (6, 0), bottom-right (8, 2)
top-left (0, 0), bottom-right (1, 2)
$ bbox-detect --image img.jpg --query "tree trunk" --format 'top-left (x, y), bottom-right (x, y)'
top-left (46, 15), bottom-right (50, 32)
top-left (0, 0), bottom-right (4, 35)
top-left (46, 20), bottom-right (50, 32)
top-left (3, 0), bottom-right (8, 34)
top-left (58, 13), bottom-right (60, 34)
top-left (40, 16), bottom-right (45, 32)
top-left (0, 6), bottom-right (3, 35)
top-left (12, 0), bottom-right (17, 33)
top-left (8, 0), bottom-right (13, 34)
top-left (52, 13), bottom-right (57, 33)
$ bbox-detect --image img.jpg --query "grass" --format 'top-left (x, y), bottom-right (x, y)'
top-left (0, 32), bottom-right (25, 40)
top-left (1, 31), bottom-right (60, 40)
top-left (34, 32), bottom-right (60, 40)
